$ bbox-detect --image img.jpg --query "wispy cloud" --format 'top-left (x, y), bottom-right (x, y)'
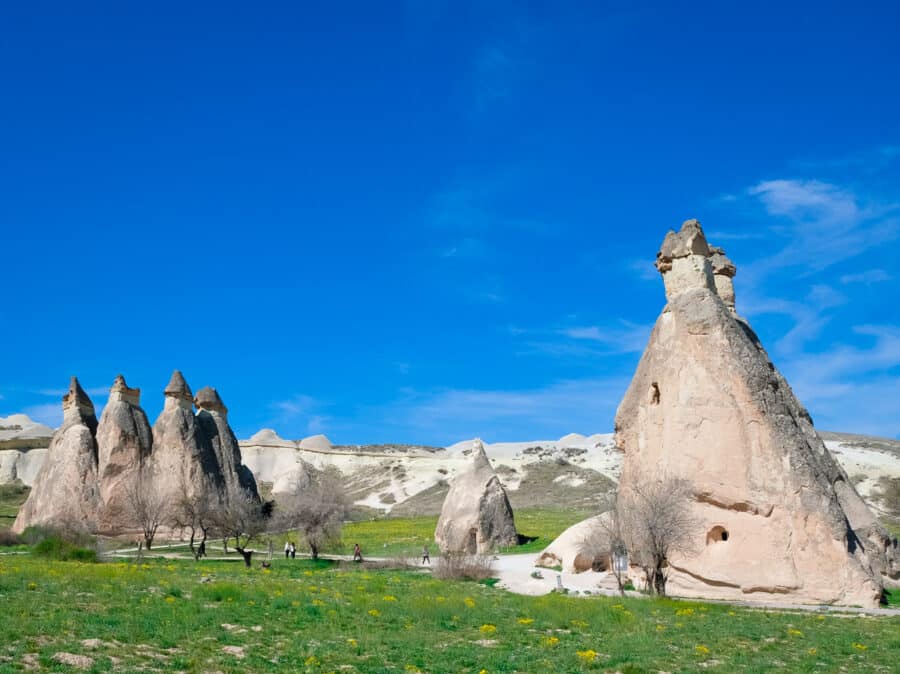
top-left (779, 324), bottom-right (900, 437)
top-left (745, 178), bottom-right (900, 274)
top-left (840, 269), bottom-right (892, 285)
top-left (23, 403), bottom-right (63, 428)
top-left (268, 394), bottom-right (329, 434)
top-left (385, 376), bottom-right (630, 443)
top-left (34, 386), bottom-right (109, 397)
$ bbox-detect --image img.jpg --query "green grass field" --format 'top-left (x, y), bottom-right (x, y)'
top-left (335, 508), bottom-right (591, 558)
top-left (0, 556), bottom-right (897, 673)
top-left (0, 483), bottom-right (29, 526)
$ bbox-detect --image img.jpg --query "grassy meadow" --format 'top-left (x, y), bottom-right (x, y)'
top-left (1, 555), bottom-right (898, 674)
top-left (1, 502), bottom-right (898, 672)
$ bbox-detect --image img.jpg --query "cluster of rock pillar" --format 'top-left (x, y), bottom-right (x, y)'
top-left (12, 371), bottom-right (258, 536)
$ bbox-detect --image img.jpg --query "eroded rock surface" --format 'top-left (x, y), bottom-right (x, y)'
top-left (615, 219), bottom-right (895, 607)
top-left (13, 378), bottom-right (100, 533)
top-left (195, 386), bottom-right (259, 499)
top-left (435, 439), bottom-right (518, 554)
top-left (149, 370), bottom-right (223, 505)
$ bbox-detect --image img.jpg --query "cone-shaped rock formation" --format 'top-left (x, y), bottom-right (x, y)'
top-left (435, 439), bottom-right (517, 554)
top-left (13, 378), bottom-right (100, 533)
top-left (615, 219), bottom-right (895, 607)
top-left (195, 386), bottom-right (259, 499)
top-left (149, 371), bottom-right (223, 506)
top-left (96, 375), bottom-right (153, 533)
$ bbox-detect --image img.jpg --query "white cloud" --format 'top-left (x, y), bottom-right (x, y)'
top-left (745, 179), bottom-right (900, 273)
top-left (778, 324), bottom-right (900, 437)
top-left (840, 269), bottom-right (892, 284)
top-left (270, 394), bottom-right (317, 417)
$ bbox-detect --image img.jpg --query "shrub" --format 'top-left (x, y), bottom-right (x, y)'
top-left (33, 536), bottom-right (97, 562)
top-left (0, 528), bottom-right (22, 547)
top-left (432, 553), bottom-right (495, 581)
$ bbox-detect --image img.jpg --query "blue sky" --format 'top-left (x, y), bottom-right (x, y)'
top-left (2, 2), bottom-right (899, 443)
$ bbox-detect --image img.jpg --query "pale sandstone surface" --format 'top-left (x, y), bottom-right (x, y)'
top-left (96, 375), bottom-right (153, 534)
top-left (13, 378), bottom-right (100, 533)
top-left (435, 439), bottom-right (518, 554)
top-left (149, 370), bottom-right (224, 505)
top-left (614, 219), bottom-right (894, 607)
top-left (535, 513), bottom-right (611, 573)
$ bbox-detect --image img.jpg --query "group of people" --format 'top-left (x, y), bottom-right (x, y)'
top-left (280, 541), bottom-right (432, 564)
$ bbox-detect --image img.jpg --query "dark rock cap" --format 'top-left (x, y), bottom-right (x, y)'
top-left (194, 386), bottom-right (228, 414)
top-left (708, 245), bottom-right (737, 278)
top-left (656, 219), bottom-right (710, 273)
top-left (62, 376), bottom-right (94, 412)
top-left (164, 370), bottom-right (193, 401)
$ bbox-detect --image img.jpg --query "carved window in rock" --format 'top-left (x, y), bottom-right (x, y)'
top-left (649, 382), bottom-right (660, 405)
top-left (707, 526), bottom-right (729, 544)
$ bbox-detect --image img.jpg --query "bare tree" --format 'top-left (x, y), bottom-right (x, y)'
top-left (620, 477), bottom-right (697, 597)
top-left (215, 489), bottom-right (267, 567)
top-left (281, 466), bottom-right (349, 560)
top-left (170, 478), bottom-right (216, 561)
top-left (595, 494), bottom-right (629, 596)
top-left (123, 477), bottom-right (169, 551)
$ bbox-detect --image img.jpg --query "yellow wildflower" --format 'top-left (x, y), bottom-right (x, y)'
top-left (479, 624), bottom-right (497, 634)
top-left (852, 643), bottom-right (867, 651)
top-left (807, 648), bottom-right (817, 656)
top-left (464, 597), bottom-right (476, 608)
top-left (787, 628), bottom-right (803, 637)
top-left (165, 596), bottom-right (176, 603)
top-left (517, 617), bottom-right (534, 625)
top-left (675, 608), bottom-right (694, 616)
top-left (576, 649), bottom-right (598, 663)
top-left (347, 638), bottom-right (358, 647)
top-left (383, 595), bottom-right (397, 602)
top-left (368, 609), bottom-right (381, 617)
top-left (541, 636), bottom-right (560, 648)
top-left (695, 645), bottom-right (710, 655)
top-left (304, 655), bottom-right (319, 666)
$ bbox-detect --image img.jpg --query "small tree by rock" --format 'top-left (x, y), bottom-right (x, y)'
top-left (281, 466), bottom-right (349, 560)
top-left (215, 489), bottom-right (267, 567)
top-left (170, 478), bottom-right (216, 561)
top-left (596, 493), bottom-right (629, 596)
top-left (123, 477), bottom-right (169, 551)
top-left (620, 477), bottom-right (697, 597)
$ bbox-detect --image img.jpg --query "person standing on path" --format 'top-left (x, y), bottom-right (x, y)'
top-left (290, 542), bottom-right (296, 559)
top-left (353, 543), bottom-right (363, 562)
top-left (422, 544), bottom-right (430, 565)
top-left (284, 541), bottom-right (290, 559)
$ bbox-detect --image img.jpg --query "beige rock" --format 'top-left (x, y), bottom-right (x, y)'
top-left (195, 386), bottom-right (259, 500)
top-left (52, 652), bottom-right (94, 670)
top-left (615, 219), bottom-right (891, 607)
top-left (96, 375), bottom-right (154, 534)
top-left (12, 378), bottom-right (99, 534)
top-left (434, 439), bottom-right (518, 554)
top-left (536, 513), bottom-right (611, 573)
top-left (149, 371), bottom-right (222, 505)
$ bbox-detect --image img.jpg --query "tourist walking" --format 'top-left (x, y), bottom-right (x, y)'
top-left (284, 541), bottom-right (290, 559)
top-left (353, 543), bottom-right (363, 562)
top-left (421, 544), bottom-right (430, 565)
top-left (290, 542), bottom-right (296, 559)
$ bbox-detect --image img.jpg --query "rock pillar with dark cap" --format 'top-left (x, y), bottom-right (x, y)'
top-left (614, 219), bottom-right (894, 607)
top-left (12, 377), bottom-right (100, 533)
top-left (149, 370), bottom-right (224, 507)
top-left (96, 374), bottom-right (153, 534)
top-left (195, 386), bottom-right (259, 501)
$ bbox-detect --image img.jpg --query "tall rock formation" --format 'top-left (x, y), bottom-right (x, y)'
top-left (195, 386), bottom-right (259, 499)
top-left (12, 378), bottom-right (99, 533)
top-left (149, 370), bottom-right (223, 505)
top-left (435, 439), bottom-right (518, 554)
top-left (615, 219), bottom-right (895, 607)
top-left (96, 375), bottom-right (153, 533)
